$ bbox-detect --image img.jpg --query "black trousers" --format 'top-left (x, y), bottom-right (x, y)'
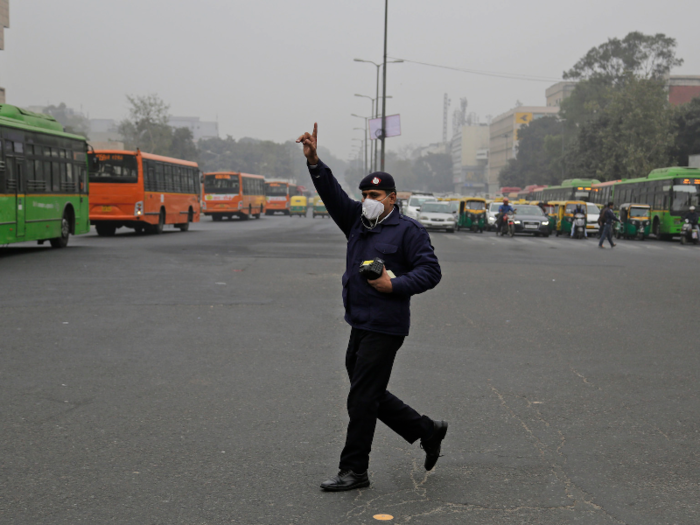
top-left (339, 328), bottom-right (434, 473)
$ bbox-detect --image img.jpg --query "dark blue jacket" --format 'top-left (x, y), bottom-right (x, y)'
top-left (498, 204), bottom-right (514, 214)
top-left (308, 160), bottom-right (441, 336)
top-left (603, 208), bottom-right (620, 225)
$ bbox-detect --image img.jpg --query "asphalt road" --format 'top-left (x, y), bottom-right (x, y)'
top-left (1, 213), bottom-right (699, 524)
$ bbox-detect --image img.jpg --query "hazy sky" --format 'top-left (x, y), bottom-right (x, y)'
top-left (3, 0), bottom-right (700, 161)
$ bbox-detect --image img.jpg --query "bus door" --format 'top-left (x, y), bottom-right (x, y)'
top-left (6, 150), bottom-right (25, 238)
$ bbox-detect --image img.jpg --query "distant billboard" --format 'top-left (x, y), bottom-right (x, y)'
top-left (369, 114), bottom-right (401, 140)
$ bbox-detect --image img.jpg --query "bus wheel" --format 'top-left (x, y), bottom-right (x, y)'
top-left (178, 208), bottom-right (193, 231)
top-left (152, 209), bottom-right (165, 234)
top-left (213, 214), bottom-right (222, 222)
top-left (50, 212), bottom-right (71, 248)
top-left (254, 206), bottom-right (262, 219)
top-left (96, 223), bottom-right (116, 237)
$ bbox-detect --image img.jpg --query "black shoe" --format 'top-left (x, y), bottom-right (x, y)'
top-left (421, 420), bottom-right (448, 471)
top-left (320, 470), bottom-right (370, 492)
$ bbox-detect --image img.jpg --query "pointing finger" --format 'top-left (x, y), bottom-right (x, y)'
top-left (312, 122), bottom-right (318, 140)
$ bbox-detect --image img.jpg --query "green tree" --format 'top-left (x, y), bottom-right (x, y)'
top-left (564, 31), bottom-right (683, 82)
top-left (671, 97), bottom-right (700, 166)
top-left (561, 32), bottom-right (683, 131)
top-left (170, 127), bottom-right (198, 162)
top-left (569, 75), bottom-right (676, 181)
top-left (498, 117), bottom-right (564, 187)
top-left (413, 153), bottom-right (453, 193)
top-left (118, 94), bottom-right (173, 155)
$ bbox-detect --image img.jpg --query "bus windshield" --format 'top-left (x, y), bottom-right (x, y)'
top-left (204, 175), bottom-right (239, 194)
top-left (89, 153), bottom-right (138, 183)
top-left (266, 184), bottom-right (288, 196)
top-left (671, 184), bottom-right (700, 212)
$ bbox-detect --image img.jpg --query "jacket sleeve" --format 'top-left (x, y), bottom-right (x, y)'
top-left (308, 160), bottom-right (361, 238)
top-left (391, 225), bottom-right (442, 298)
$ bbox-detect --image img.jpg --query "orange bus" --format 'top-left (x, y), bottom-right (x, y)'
top-left (265, 181), bottom-right (289, 215)
top-left (88, 149), bottom-right (201, 236)
top-left (202, 171), bottom-right (266, 220)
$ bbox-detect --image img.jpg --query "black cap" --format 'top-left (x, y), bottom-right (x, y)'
top-left (359, 172), bottom-right (396, 192)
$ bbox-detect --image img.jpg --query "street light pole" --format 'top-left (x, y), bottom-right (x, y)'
top-left (353, 127), bottom-right (368, 174)
top-left (355, 94), bottom-right (392, 173)
top-left (352, 114), bottom-right (370, 175)
top-left (381, 0), bottom-right (388, 171)
top-left (354, 59), bottom-right (402, 171)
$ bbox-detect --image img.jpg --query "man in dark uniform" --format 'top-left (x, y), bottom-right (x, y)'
top-left (296, 123), bottom-right (447, 492)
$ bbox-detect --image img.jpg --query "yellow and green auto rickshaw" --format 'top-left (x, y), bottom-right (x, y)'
top-left (458, 197), bottom-right (487, 232)
top-left (290, 196), bottom-right (308, 217)
top-left (614, 203), bottom-right (651, 240)
top-left (556, 200), bottom-right (588, 237)
top-left (535, 200), bottom-right (560, 234)
top-left (312, 198), bottom-right (329, 218)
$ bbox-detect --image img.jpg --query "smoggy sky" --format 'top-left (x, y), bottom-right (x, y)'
top-left (3, 0), bottom-right (700, 162)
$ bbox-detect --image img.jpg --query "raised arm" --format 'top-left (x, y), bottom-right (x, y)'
top-left (296, 123), bottom-right (361, 236)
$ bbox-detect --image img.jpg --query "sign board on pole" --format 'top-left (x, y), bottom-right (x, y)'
top-left (369, 114), bottom-right (401, 140)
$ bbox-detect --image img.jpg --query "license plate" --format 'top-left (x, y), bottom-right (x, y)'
top-left (525, 224), bottom-right (537, 229)
top-left (101, 206), bottom-right (112, 212)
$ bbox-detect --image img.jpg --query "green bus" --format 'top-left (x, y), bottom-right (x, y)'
top-left (533, 178), bottom-right (601, 202)
top-left (611, 167), bottom-right (700, 239)
top-left (0, 105), bottom-right (89, 248)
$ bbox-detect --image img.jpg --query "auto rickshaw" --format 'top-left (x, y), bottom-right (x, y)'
top-left (614, 203), bottom-right (651, 240)
top-left (290, 196), bottom-right (308, 217)
top-left (539, 200), bottom-right (561, 233)
top-left (556, 200), bottom-right (588, 237)
top-left (312, 198), bottom-right (329, 218)
top-left (458, 197), bottom-right (487, 232)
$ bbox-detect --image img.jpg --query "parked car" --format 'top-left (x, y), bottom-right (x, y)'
top-left (417, 201), bottom-right (456, 233)
top-left (404, 195), bottom-right (437, 220)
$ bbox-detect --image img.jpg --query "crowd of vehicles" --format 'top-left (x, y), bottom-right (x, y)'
top-left (0, 104), bottom-right (330, 248)
top-left (3, 103), bottom-right (699, 249)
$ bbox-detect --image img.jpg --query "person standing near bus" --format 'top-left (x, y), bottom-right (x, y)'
top-left (296, 123), bottom-right (447, 492)
top-left (598, 202), bottom-right (619, 249)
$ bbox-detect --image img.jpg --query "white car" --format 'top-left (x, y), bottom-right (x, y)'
top-left (404, 195), bottom-right (436, 220)
top-left (487, 202), bottom-right (502, 230)
top-left (418, 201), bottom-right (456, 233)
top-left (586, 202), bottom-right (601, 235)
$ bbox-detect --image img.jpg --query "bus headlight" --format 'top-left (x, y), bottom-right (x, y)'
top-left (134, 201), bottom-right (144, 216)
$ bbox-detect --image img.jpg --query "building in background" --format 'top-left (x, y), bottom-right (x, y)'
top-left (488, 106), bottom-right (559, 195)
top-left (451, 124), bottom-right (489, 195)
top-left (0, 0), bottom-right (9, 104)
top-left (668, 76), bottom-right (700, 106)
top-left (546, 82), bottom-right (576, 107)
top-left (168, 116), bottom-right (218, 141)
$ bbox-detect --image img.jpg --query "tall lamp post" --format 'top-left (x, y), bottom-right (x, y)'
top-left (354, 94), bottom-right (392, 172)
top-left (351, 113), bottom-right (370, 175)
top-left (353, 127), bottom-right (368, 174)
top-left (353, 55), bottom-right (403, 171)
top-left (351, 140), bottom-right (363, 175)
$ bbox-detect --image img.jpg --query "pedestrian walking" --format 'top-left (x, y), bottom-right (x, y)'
top-left (598, 202), bottom-right (619, 248)
top-left (296, 123), bottom-right (448, 492)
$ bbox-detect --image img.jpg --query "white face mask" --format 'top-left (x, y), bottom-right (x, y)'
top-left (362, 195), bottom-right (389, 221)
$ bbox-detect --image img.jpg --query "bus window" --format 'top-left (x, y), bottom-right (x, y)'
top-left (89, 154), bottom-right (138, 184)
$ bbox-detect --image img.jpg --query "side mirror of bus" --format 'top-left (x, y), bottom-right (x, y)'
top-left (90, 156), bottom-right (100, 172)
